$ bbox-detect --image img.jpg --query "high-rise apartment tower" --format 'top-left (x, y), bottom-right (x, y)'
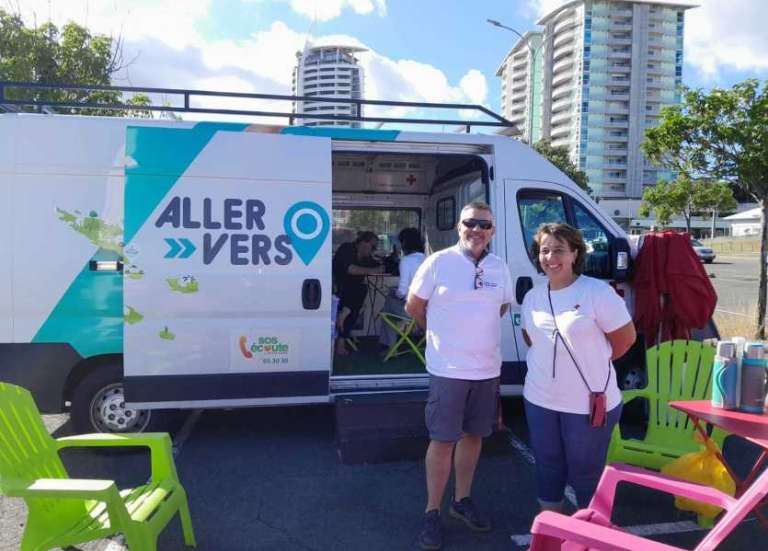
top-left (292, 44), bottom-right (366, 128)
top-left (496, 0), bottom-right (696, 199)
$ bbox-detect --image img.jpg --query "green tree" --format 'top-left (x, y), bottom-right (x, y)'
top-left (0, 10), bottom-right (150, 117)
top-left (533, 140), bottom-right (590, 193)
top-left (697, 180), bottom-right (738, 238)
top-left (638, 178), bottom-right (690, 229)
top-left (643, 79), bottom-right (768, 336)
top-left (638, 177), bottom-right (736, 235)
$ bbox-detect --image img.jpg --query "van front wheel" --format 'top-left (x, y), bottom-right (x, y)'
top-left (70, 365), bottom-right (152, 434)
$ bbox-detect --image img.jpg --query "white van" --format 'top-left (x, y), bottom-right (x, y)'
top-left (0, 111), bottom-right (634, 433)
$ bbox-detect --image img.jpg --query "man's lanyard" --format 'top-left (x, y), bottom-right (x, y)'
top-left (459, 243), bottom-right (488, 263)
top-left (547, 283), bottom-right (610, 394)
top-left (460, 245), bottom-right (488, 272)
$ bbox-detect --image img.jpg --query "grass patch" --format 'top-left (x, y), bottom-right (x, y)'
top-left (703, 237), bottom-right (761, 254)
top-left (714, 304), bottom-right (758, 339)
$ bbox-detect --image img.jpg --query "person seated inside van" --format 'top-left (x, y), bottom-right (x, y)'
top-left (333, 231), bottom-right (385, 356)
top-left (379, 227), bottom-right (426, 349)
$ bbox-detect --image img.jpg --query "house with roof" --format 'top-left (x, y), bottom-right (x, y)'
top-left (723, 207), bottom-right (762, 237)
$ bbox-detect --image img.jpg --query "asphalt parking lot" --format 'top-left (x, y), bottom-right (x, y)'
top-left (2, 255), bottom-right (766, 550)
top-left (705, 254), bottom-right (760, 315)
top-left (2, 399), bottom-right (766, 551)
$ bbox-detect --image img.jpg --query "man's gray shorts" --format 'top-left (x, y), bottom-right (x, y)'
top-left (425, 374), bottom-right (500, 442)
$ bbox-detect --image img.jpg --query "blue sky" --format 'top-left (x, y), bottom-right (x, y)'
top-left (198, 1), bottom-right (517, 82)
top-left (16, 0), bottom-right (768, 125)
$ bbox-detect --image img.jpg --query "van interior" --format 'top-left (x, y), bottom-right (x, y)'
top-left (330, 149), bottom-right (490, 377)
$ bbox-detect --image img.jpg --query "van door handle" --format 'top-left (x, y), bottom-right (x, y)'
top-left (302, 279), bottom-right (322, 310)
top-left (516, 276), bottom-right (533, 305)
top-left (89, 260), bottom-right (123, 272)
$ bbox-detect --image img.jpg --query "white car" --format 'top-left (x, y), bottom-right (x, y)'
top-left (691, 239), bottom-right (716, 263)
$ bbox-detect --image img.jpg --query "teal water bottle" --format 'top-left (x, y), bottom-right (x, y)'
top-left (712, 341), bottom-right (739, 410)
top-left (740, 342), bottom-right (767, 414)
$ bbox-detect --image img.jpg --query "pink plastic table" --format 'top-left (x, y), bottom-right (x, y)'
top-left (670, 400), bottom-right (768, 526)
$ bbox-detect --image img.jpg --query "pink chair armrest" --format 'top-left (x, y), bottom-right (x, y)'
top-left (530, 511), bottom-right (683, 551)
top-left (596, 464), bottom-right (736, 510)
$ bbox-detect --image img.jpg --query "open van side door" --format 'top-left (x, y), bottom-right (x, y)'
top-left (123, 125), bottom-right (332, 408)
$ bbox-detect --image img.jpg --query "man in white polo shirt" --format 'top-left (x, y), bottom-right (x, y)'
top-left (406, 201), bottom-right (514, 550)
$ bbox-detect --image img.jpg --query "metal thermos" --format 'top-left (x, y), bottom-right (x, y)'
top-left (712, 341), bottom-right (739, 410)
top-left (740, 342), bottom-right (767, 414)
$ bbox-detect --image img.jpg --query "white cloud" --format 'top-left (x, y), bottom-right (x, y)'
top-left (10, 1), bottom-right (483, 126)
top-left (311, 33), bottom-right (368, 49)
top-left (201, 22), bottom-right (306, 88)
top-left (684, 0), bottom-right (768, 77)
top-left (17, 0), bottom-right (210, 50)
top-left (522, 0), bottom-right (568, 19)
top-left (357, 54), bottom-right (488, 124)
top-left (288, 0), bottom-right (386, 21)
top-left (460, 70), bottom-right (488, 105)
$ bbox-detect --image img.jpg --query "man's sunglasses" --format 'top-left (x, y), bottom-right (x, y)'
top-left (461, 219), bottom-right (493, 230)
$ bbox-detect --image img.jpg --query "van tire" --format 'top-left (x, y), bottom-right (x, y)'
top-left (70, 364), bottom-right (153, 434)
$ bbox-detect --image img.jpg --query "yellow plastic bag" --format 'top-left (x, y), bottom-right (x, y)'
top-left (661, 432), bottom-right (736, 521)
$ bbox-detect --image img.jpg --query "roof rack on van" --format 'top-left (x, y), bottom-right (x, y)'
top-left (0, 81), bottom-right (517, 133)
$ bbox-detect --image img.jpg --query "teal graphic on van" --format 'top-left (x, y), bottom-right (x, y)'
top-left (164, 238), bottom-right (197, 259)
top-left (283, 201), bottom-right (329, 265)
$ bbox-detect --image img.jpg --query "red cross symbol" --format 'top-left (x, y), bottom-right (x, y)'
top-left (406, 174), bottom-right (417, 186)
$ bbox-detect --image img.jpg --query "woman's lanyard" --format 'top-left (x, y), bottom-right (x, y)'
top-left (547, 283), bottom-right (610, 394)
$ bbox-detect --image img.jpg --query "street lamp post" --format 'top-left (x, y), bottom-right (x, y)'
top-left (488, 19), bottom-right (540, 144)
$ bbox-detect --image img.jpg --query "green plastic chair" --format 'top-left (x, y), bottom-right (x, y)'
top-left (0, 382), bottom-right (196, 551)
top-left (379, 312), bottom-right (426, 364)
top-left (607, 339), bottom-right (728, 472)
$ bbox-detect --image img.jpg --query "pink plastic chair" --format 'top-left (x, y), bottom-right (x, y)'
top-left (528, 463), bottom-right (768, 551)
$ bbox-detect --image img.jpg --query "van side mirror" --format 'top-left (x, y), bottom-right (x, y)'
top-left (610, 238), bottom-right (631, 282)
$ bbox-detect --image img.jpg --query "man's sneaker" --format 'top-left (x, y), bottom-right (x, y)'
top-left (418, 509), bottom-right (443, 550)
top-left (449, 497), bottom-right (492, 532)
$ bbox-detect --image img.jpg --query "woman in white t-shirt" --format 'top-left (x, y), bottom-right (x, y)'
top-left (379, 227), bottom-right (425, 348)
top-left (521, 223), bottom-right (636, 511)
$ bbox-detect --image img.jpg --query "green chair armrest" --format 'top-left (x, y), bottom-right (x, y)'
top-left (622, 389), bottom-right (650, 403)
top-left (56, 432), bottom-right (179, 482)
top-left (56, 432), bottom-right (171, 449)
top-left (9, 478), bottom-right (135, 530)
top-left (7, 478), bottom-right (118, 500)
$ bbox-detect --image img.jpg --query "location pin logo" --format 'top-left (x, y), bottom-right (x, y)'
top-left (283, 201), bottom-right (330, 265)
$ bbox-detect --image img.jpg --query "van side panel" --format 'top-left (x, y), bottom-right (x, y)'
top-left (123, 128), bottom-right (333, 406)
top-left (12, 117), bottom-right (125, 356)
top-left (0, 120), bottom-right (70, 410)
top-left (0, 116), bottom-right (13, 342)
top-left (10, 116), bottom-right (201, 355)
top-left (0, 116), bottom-right (127, 410)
